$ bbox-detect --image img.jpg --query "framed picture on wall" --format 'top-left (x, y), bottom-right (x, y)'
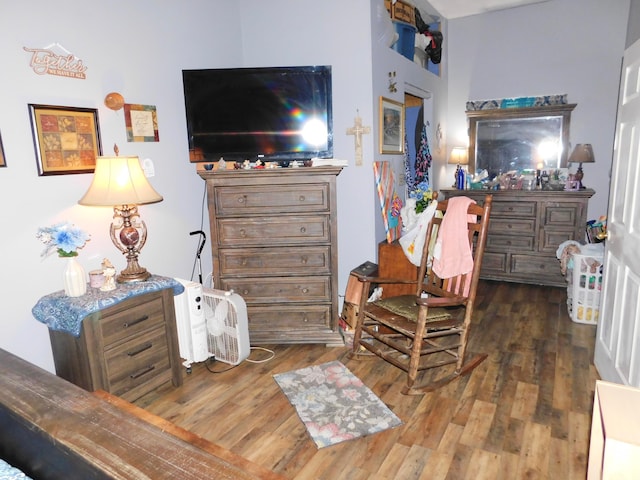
top-left (29, 104), bottom-right (102, 176)
top-left (124, 104), bottom-right (159, 142)
top-left (379, 97), bottom-right (404, 154)
top-left (0, 131), bottom-right (6, 167)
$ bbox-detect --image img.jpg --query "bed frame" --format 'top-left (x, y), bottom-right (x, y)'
top-left (0, 348), bottom-right (283, 480)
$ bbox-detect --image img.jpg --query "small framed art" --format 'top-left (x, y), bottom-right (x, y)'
top-left (124, 104), bottom-right (159, 142)
top-left (379, 97), bottom-right (404, 154)
top-left (29, 104), bottom-right (102, 176)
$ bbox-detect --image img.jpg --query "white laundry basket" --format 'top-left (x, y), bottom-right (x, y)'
top-left (567, 251), bottom-right (604, 325)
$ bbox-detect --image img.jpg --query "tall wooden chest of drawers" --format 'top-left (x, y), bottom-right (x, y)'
top-left (441, 188), bottom-right (594, 287)
top-left (199, 167), bottom-right (343, 345)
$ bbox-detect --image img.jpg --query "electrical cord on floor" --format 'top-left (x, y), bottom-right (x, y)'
top-left (245, 346), bottom-right (276, 363)
top-left (204, 346), bottom-right (276, 374)
top-left (204, 357), bottom-right (237, 373)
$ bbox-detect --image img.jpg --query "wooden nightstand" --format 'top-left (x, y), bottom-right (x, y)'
top-left (33, 276), bottom-right (184, 402)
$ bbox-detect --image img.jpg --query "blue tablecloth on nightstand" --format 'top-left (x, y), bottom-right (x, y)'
top-left (32, 275), bottom-right (185, 337)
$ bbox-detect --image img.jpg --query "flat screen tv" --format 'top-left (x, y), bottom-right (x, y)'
top-left (182, 65), bottom-right (333, 163)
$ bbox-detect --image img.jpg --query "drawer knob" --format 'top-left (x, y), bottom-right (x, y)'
top-left (239, 228), bottom-right (246, 237)
top-left (123, 315), bottom-right (149, 328)
top-left (301, 256), bottom-right (308, 264)
top-left (299, 195), bottom-right (306, 202)
top-left (302, 316), bottom-right (309, 323)
top-left (127, 342), bottom-right (153, 357)
top-left (243, 289), bottom-right (249, 295)
top-left (300, 226), bottom-right (306, 234)
top-left (237, 195), bottom-right (246, 204)
top-left (301, 287), bottom-right (309, 294)
top-left (241, 258), bottom-right (248, 266)
top-left (130, 365), bottom-right (155, 379)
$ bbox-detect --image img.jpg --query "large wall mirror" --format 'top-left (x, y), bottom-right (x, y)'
top-left (467, 104), bottom-right (576, 178)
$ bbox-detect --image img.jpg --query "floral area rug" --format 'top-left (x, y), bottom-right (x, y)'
top-left (273, 360), bottom-right (402, 448)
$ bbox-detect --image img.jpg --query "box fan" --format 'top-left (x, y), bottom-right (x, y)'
top-left (202, 288), bottom-right (250, 365)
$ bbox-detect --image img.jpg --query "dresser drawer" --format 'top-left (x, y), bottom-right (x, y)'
top-left (486, 234), bottom-right (535, 251)
top-left (489, 217), bottom-right (536, 236)
top-left (219, 246), bottom-right (331, 276)
top-left (100, 297), bottom-right (165, 347)
top-left (539, 228), bottom-right (578, 253)
top-left (215, 184), bottom-right (329, 216)
top-left (103, 326), bottom-right (171, 398)
top-left (220, 276), bottom-right (331, 303)
top-left (481, 252), bottom-right (508, 272)
top-left (217, 216), bottom-right (330, 246)
top-left (541, 202), bottom-right (582, 226)
top-left (511, 254), bottom-right (561, 276)
top-left (490, 201), bottom-right (536, 217)
top-left (248, 304), bottom-right (331, 331)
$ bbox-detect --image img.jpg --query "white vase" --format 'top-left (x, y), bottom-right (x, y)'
top-left (63, 257), bottom-right (87, 297)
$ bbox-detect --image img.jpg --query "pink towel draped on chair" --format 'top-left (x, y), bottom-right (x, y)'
top-left (432, 196), bottom-right (477, 296)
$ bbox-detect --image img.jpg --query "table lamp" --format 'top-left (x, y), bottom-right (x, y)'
top-left (449, 147), bottom-right (469, 186)
top-left (79, 155), bottom-right (163, 282)
top-left (568, 144), bottom-right (595, 189)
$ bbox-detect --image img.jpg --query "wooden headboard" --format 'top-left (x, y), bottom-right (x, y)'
top-left (0, 348), bottom-right (283, 480)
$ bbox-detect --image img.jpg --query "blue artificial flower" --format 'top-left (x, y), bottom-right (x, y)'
top-left (37, 222), bottom-right (90, 257)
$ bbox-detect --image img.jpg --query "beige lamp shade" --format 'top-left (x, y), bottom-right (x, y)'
top-left (569, 144), bottom-right (595, 164)
top-left (449, 147), bottom-right (469, 165)
top-left (79, 156), bottom-right (163, 206)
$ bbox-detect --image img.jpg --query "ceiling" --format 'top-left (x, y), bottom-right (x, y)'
top-left (412, 0), bottom-right (551, 20)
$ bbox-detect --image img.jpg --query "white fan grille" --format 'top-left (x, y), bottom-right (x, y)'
top-left (202, 288), bottom-right (250, 365)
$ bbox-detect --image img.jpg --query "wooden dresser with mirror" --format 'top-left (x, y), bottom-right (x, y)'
top-left (442, 103), bottom-right (593, 287)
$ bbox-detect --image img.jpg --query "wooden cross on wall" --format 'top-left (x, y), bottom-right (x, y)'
top-left (346, 111), bottom-right (371, 166)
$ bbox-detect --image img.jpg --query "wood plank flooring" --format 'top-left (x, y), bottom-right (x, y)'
top-left (137, 280), bottom-right (599, 479)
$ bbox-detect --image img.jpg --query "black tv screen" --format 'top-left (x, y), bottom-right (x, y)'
top-left (182, 65), bottom-right (333, 162)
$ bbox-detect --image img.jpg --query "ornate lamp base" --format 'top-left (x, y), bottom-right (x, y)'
top-left (110, 204), bottom-right (152, 283)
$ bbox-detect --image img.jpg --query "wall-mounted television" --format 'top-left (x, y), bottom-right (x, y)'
top-left (182, 65), bottom-right (333, 163)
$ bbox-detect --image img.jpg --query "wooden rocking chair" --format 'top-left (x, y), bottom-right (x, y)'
top-left (350, 194), bottom-right (493, 395)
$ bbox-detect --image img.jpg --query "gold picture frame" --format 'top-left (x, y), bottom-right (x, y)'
top-left (124, 104), bottom-right (159, 142)
top-left (379, 97), bottom-right (405, 154)
top-left (29, 104), bottom-right (102, 176)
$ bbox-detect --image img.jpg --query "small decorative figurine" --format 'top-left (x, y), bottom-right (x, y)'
top-left (243, 159), bottom-right (251, 169)
top-left (218, 157), bottom-right (226, 170)
top-left (100, 258), bottom-right (117, 292)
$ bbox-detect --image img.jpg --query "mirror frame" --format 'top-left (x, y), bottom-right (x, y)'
top-left (467, 104), bottom-right (576, 175)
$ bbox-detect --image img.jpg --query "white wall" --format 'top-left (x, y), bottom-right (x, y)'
top-left (0, 0), bottom-right (241, 370)
top-left (442, 0), bottom-right (630, 221)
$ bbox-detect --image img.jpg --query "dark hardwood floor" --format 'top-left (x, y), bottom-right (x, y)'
top-left (137, 280), bottom-right (599, 479)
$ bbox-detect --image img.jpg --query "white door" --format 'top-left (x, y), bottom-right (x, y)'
top-left (594, 38), bottom-right (640, 385)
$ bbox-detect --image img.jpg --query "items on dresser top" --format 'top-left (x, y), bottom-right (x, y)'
top-left (32, 275), bottom-right (184, 336)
